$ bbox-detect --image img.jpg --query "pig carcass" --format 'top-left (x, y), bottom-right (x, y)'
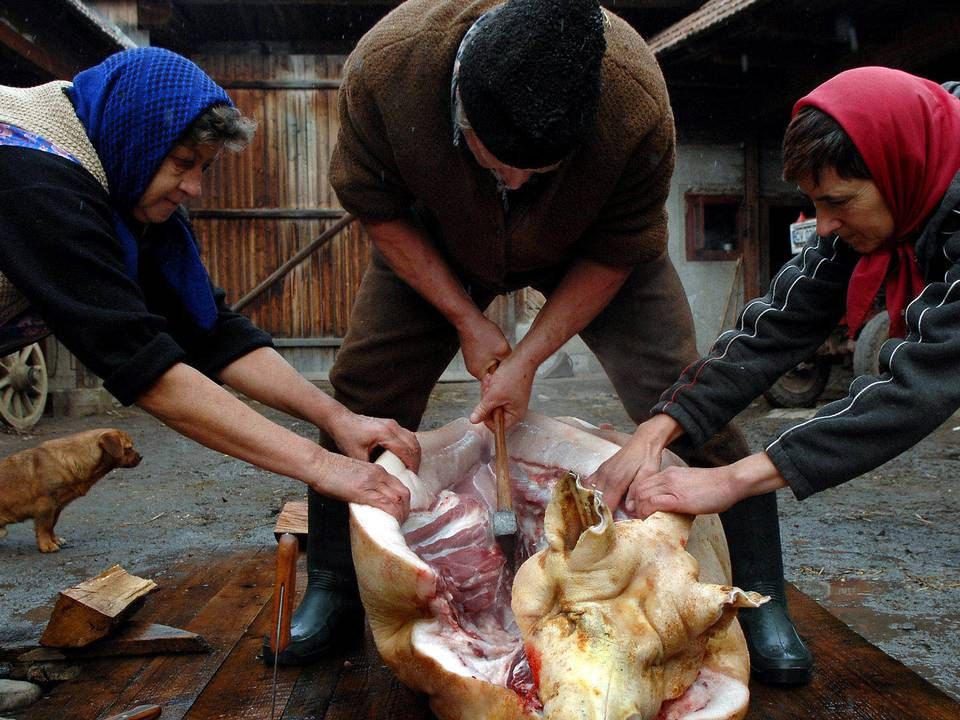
top-left (348, 413), bottom-right (765, 720)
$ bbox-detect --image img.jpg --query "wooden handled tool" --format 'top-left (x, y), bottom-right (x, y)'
top-left (485, 361), bottom-right (518, 557)
top-left (493, 406), bottom-right (512, 513)
top-left (270, 533), bottom-right (298, 720)
top-left (270, 533), bottom-right (298, 656)
top-left (101, 706), bottom-right (162, 720)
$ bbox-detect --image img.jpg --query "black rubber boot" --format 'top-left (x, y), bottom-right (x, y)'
top-left (720, 491), bottom-right (813, 686)
top-left (262, 489), bottom-right (364, 666)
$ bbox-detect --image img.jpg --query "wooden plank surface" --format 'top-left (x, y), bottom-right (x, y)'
top-left (747, 585), bottom-right (960, 719)
top-left (96, 548), bottom-right (274, 720)
top-left (10, 548), bottom-right (957, 720)
top-left (13, 549), bottom-right (270, 720)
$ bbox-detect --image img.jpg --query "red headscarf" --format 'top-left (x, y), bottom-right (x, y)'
top-left (793, 67), bottom-right (960, 338)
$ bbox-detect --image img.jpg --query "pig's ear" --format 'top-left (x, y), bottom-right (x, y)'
top-left (99, 431), bottom-right (125, 461)
top-left (544, 471), bottom-right (612, 554)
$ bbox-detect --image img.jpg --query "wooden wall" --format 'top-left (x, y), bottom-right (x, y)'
top-left (187, 53), bottom-right (363, 338)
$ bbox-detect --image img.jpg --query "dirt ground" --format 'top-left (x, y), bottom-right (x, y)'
top-left (0, 370), bottom-right (957, 703)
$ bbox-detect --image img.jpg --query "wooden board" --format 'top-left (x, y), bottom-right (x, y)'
top-left (11, 548), bottom-right (958, 720)
top-left (1, 623), bottom-right (208, 663)
top-left (274, 500), bottom-right (308, 537)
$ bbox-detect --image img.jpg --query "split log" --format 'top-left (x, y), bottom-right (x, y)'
top-left (39, 565), bottom-right (157, 648)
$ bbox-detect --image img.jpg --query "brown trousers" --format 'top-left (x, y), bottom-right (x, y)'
top-left (324, 249), bottom-right (749, 466)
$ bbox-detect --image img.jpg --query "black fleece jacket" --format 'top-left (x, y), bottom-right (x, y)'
top-left (0, 146), bottom-right (271, 405)
top-left (655, 170), bottom-right (960, 499)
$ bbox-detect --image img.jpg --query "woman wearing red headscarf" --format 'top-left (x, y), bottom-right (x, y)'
top-left (587, 66), bottom-right (960, 682)
top-left (592, 65), bottom-right (960, 515)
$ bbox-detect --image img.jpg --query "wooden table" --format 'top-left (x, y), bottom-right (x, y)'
top-left (9, 547), bottom-right (958, 720)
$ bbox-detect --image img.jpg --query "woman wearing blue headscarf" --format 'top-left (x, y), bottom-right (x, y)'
top-left (0, 48), bottom-right (418, 521)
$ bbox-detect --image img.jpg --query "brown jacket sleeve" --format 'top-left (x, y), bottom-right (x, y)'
top-left (329, 56), bottom-right (415, 220)
top-left (574, 75), bottom-right (676, 267)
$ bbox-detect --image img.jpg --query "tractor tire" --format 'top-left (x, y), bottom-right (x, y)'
top-left (853, 312), bottom-right (890, 378)
top-left (763, 356), bottom-right (832, 408)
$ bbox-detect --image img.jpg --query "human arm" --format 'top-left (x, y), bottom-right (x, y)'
top-left (0, 150), bottom-right (411, 517)
top-left (137, 363), bottom-right (409, 519)
top-left (469, 258), bottom-right (631, 428)
top-left (625, 451), bottom-right (787, 518)
top-left (364, 217), bottom-right (511, 379)
top-left (584, 233), bottom-right (854, 512)
top-left (761, 201), bottom-right (960, 499)
top-left (216, 346), bottom-right (419, 470)
top-left (586, 413), bottom-right (683, 513)
top-left (328, 56), bottom-right (511, 379)
top-left (655, 233), bottom-right (855, 449)
top-left (588, 414), bottom-right (786, 518)
top-left (0, 149), bottom-right (192, 403)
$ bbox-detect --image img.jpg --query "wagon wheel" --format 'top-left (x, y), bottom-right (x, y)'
top-left (763, 356), bottom-right (832, 408)
top-left (0, 342), bottom-right (48, 430)
top-left (853, 311), bottom-right (890, 378)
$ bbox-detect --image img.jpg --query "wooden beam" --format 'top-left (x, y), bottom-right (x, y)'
top-left (273, 500), bottom-right (308, 546)
top-left (189, 207), bottom-right (346, 219)
top-left (742, 139), bottom-right (760, 302)
top-left (0, 15), bottom-right (77, 79)
top-left (100, 707), bottom-right (162, 720)
top-left (219, 79), bottom-right (342, 90)
top-left (851, 5), bottom-right (960, 71)
top-left (231, 213), bottom-right (355, 312)
top-left (136, 0), bottom-right (203, 51)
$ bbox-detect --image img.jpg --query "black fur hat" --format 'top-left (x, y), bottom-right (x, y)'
top-left (458, 0), bottom-right (606, 169)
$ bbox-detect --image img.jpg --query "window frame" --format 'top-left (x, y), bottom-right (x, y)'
top-left (684, 192), bottom-right (744, 262)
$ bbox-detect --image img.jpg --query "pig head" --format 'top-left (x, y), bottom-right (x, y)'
top-left (512, 471), bottom-right (766, 720)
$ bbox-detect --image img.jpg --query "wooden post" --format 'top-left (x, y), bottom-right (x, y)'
top-left (742, 138), bottom-right (761, 303)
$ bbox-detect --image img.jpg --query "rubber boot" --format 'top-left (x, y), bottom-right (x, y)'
top-left (720, 491), bottom-right (813, 686)
top-left (262, 489), bottom-right (364, 666)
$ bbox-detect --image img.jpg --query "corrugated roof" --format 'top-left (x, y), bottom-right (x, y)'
top-left (648, 0), bottom-right (771, 55)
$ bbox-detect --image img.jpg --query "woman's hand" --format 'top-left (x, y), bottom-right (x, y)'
top-left (625, 452), bottom-right (788, 519)
top-left (457, 315), bottom-right (511, 381)
top-left (586, 414), bottom-right (682, 513)
top-left (310, 449), bottom-right (412, 522)
top-left (326, 409), bottom-right (421, 472)
top-left (138, 362), bottom-right (415, 520)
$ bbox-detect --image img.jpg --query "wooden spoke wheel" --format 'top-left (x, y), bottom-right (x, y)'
top-left (0, 342), bottom-right (48, 430)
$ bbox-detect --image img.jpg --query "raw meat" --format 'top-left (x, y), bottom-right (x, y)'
top-left (349, 413), bottom-right (764, 719)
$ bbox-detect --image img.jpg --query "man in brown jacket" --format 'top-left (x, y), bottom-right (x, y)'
top-left (269, 0), bottom-right (812, 686)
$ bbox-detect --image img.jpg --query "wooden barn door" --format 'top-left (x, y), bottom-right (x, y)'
top-left (187, 54), bottom-right (365, 341)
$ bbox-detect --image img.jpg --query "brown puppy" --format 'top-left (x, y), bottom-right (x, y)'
top-left (0, 429), bottom-right (142, 552)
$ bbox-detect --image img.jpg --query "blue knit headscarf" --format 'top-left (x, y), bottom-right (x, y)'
top-left (67, 47), bottom-right (232, 330)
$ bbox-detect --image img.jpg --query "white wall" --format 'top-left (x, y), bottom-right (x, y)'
top-left (667, 143), bottom-right (745, 354)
